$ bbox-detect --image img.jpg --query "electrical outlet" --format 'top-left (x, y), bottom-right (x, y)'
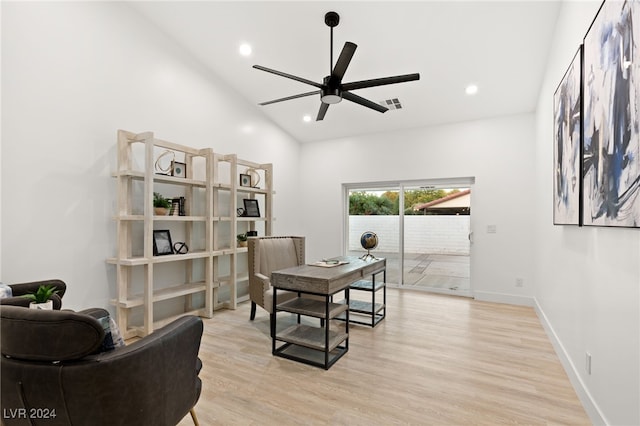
top-left (515, 278), bottom-right (524, 287)
top-left (586, 352), bottom-right (592, 375)
top-left (487, 224), bottom-right (497, 233)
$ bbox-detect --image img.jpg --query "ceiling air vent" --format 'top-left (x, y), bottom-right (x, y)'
top-left (379, 98), bottom-right (402, 110)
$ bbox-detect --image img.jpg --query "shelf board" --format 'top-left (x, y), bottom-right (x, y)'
top-left (350, 280), bottom-right (386, 292)
top-left (115, 215), bottom-right (207, 222)
top-left (112, 170), bottom-right (206, 187)
top-left (112, 281), bottom-right (207, 308)
top-left (108, 250), bottom-right (210, 266)
top-left (154, 215), bottom-right (207, 221)
top-left (152, 251), bottom-right (210, 263)
top-left (348, 299), bottom-right (385, 314)
top-left (277, 297), bottom-right (348, 319)
top-left (276, 324), bottom-right (348, 352)
top-left (237, 186), bottom-right (270, 195)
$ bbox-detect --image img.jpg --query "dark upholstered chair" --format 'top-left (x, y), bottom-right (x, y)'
top-left (247, 236), bottom-right (306, 321)
top-left (0, 279), bottom-right (67, 309)
top-left (1, 306), bottom-right (203, 426)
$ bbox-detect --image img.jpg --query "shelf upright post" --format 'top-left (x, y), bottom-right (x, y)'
top-left (143, 133), bottom-right (155, 336)
top-left (229, 154), bottom-right (238, 310)
top-left (203, 148), bottom-right (214, 318)
top-left (115, 130), bottom-right (134, 337)
top-left (264, 163), bottom-right (273, 236)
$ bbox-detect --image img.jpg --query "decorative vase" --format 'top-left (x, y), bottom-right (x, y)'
top-left (30, 300), bottom-right (53, 310)
top-left (154, 207), bottom-right (168, 215)
top-left (238, 240), bottom-right (247, 248)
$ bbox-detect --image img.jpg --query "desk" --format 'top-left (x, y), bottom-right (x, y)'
top-left (270, 256), bottom-right (386, 369)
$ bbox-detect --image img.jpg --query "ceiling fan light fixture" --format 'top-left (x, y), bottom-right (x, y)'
top-left (321, 78), bottom-right (342, 104)
top-left (321, 94), bottom-right (342, 104)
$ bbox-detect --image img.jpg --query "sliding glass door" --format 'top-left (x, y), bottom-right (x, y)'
top-left (344, 179), bottom-right (472, 296)
top-left (401, 185), bottom-right (471, 296)
top-left (346, 185), bottom-right (401, 284)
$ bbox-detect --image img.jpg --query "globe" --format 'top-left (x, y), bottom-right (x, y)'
top-left (360, 231), bottom-right (378, 250)
top-left (359, 231), bottom-right (379, 260)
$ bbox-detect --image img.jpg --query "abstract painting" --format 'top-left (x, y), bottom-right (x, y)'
top-left (583, 0), bottom-right (640, 227)
top-left (554, 46), bottom-right (582, 225)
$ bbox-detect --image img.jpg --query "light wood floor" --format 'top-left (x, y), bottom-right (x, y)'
top-left (180, 289), bottom-right (589, 425)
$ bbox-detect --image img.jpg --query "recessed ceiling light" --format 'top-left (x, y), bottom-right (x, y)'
top-left (239, 43), bottom-right (252, 57)
top-left (465, 84), bottom-right (478, 95)
top-left (303, 115), bottom-right (312, 123)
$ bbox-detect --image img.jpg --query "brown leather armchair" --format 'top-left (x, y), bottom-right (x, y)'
top-left (0, 305), bottom-right (203, 426)
top-left (0, 279), bottom-right (67, 309)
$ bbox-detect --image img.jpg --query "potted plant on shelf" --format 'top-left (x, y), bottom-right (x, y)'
top-left (22, 284), bottom-right (59, 310)
top-left (154, 192), bottom-right (170, 215)
top-left (237, 233), bottom-right (248, 247)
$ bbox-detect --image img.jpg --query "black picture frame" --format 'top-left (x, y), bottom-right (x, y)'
top-left (243, 199), bottom-right (261, 217)
top-left (153, 230), bottom-right (174, 256)
top-left (171, 161), bottom-right (186, 178)
top-left (553, 45), bottom-right (582, 226)
top-left (240, 173), bottom-right (251, 187)
top-left (582, 0), bottom-right (640, 227)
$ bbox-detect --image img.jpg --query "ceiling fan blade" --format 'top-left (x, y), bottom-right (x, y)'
top-left (316, 102), bottom-right (330, 121)
top-left (342, 73), bottom-right (420, 91)
top-left (253, 65), bottom-right (323, 89)
top-left (258, 90), bottom-right (321, 106)
top-left (331, 42), bottom-right (357, 82)
top-left (342, 92), bottom-right (389, 113)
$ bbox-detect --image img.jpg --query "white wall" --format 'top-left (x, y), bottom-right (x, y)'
top-left (299, 113), bottom-right (537, 305)
top-left (534, 1), bottom-right (640, 425)
top-left (1, 2), bottom-right (302, 311)
top-left (348, 215), bottom-right (470, 255)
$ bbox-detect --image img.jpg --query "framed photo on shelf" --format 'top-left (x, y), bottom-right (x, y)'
top-left (171, 161), bottom-right (186, 178)
top-left (240, 173), bottom-right (251, 187)
top-left (153, 230), bottom-right (174, 256)
top-left (243, 199), bottom-right (261, 217)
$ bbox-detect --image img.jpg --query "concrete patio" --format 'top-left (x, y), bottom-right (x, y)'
top-left (348, 251), bottom-right (471, 295)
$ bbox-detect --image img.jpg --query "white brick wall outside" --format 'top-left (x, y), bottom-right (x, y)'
top-left (349, 215), bottom-right (470, 255)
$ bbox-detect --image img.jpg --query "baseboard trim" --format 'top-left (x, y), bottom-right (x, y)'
top-left (472, 290), bottom-right (535, 307)
top-left (533, 298), bottom-right (607, 425)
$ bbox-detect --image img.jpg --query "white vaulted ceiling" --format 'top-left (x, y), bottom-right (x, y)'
top-left (131, 1), bottom-right (561, 143)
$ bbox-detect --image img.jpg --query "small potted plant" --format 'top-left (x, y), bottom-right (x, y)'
top-left (153, 192), bottom-right (171, 215)
top-left (237, 233), bottom-right (248, 247)
top-left (23, 284), bottom-right (59, 310)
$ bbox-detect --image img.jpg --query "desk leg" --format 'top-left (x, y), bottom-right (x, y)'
top-left (271, 288), bottom-right (277, 353)
top-left (345, 288), bottom-right (349, 350)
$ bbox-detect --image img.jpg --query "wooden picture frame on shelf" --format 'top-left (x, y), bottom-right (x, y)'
top-left (171, 161), bottom-right (186, 178)
top-left (243, 199), bottom-right (260, 217)
top-left (240, 173), bottom-right (251, 187)
top-left (153, 230), bottom-right (174, 256)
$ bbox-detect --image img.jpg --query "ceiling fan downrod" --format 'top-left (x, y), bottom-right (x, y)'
top-left (325, 11), bottom-right (340, 75)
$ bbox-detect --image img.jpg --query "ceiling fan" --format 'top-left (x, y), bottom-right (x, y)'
top-left (253, 11), bottom-right (420, 121)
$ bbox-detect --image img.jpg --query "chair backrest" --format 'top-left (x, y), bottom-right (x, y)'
top-left (252, 236), bottom-right (305, 279)
top-left (247, 236), bottom-right (305, 308)
top-left (1, 305), bottom-right (104, 361)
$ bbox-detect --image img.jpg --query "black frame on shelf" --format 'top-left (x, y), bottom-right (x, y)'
top-left (243, 199), bottom-right (261, 217)
top-left (153, 229), bottom-right (174, 256)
